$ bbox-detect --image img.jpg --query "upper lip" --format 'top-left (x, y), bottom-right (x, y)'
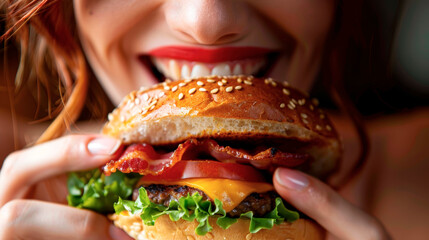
top-left (148, 46), bottom-right (279, 63)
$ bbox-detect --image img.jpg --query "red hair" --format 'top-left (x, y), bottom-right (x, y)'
top-left (2, 0), bottom-right (110, 143)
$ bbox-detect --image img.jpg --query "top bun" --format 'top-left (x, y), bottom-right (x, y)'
top-left (103, 76), bottom-right (341, 178)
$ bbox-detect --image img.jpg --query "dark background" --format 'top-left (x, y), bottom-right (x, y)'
top-left (313, 0), bottom-right (428, 117)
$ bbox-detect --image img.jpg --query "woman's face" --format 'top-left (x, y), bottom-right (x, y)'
top-left (74, 0), bottom-right (335, 104)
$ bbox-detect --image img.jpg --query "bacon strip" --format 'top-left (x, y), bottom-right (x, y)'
top-left (103, 139), bottom-right (309, 176)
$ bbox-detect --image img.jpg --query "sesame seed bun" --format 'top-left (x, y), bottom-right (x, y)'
top-left (109, 213), bottom-right (325, 240)
top-left (102, 76), bottom-right (341, 178)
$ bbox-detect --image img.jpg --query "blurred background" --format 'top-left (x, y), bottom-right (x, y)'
top-left (311, 0), bottom-right (428, 117)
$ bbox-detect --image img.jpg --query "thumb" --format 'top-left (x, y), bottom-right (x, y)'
top-left (273, 168), bottom-right (390, 240)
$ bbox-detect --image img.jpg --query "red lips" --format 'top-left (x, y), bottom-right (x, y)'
top-left (149, 46), bottom-right (277, 63)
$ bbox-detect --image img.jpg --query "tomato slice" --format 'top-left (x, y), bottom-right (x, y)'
top-left (140, 160), bottom-right (267, 182)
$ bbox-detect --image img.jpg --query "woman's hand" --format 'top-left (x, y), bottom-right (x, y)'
top-left (0, 135), bottom-right (132, 240)
top-left (273, 167), bottom-right (391, 240)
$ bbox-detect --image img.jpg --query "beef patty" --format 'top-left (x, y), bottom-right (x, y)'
top-left (133, 184), bottom-right (280, 217)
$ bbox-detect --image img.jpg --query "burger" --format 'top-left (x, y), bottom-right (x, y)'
top-left (68, 75), bottom-right (340, 240)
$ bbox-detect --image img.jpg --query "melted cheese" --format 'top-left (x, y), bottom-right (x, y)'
top-left (140, 178), bottom-right (273, 212)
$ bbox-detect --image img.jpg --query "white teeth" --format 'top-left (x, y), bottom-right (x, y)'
top-left (169, 60), bottom-right (181, 80)
top-left (212, 63), bottom-right (231, 76)
top-left (181, 65), bottom-right (190, 78)
top-left (233, 64), bottom-right (242, 75)
top-left (191, 64), bottom-right (210, 78)
top-left (153, 58), bottom-right (167, 75)
top-left (152, 57), bottom-right (265, 80)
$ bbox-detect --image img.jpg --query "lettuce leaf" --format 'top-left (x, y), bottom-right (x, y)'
top-left (67, 170), bottom-right (299, 235)
top-left (114, 187), bottom-right (299, 236)
top-left (67, 169), bottom-right (141, 213)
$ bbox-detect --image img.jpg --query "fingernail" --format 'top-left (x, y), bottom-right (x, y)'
top-left (109, 224), bottom-right (133, 240)
top-left (275, 168), bottom-right (309, 191)
top-left (87, 137), bottom-right (121, 155)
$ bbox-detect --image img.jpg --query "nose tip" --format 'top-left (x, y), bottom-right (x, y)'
top-left (165, 0), bottom-right (250, 45)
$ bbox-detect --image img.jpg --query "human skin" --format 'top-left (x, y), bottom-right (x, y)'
top-left (0, 0), bottom-right (390, 239)
top-left (73, 0), bottom-right (335, 104)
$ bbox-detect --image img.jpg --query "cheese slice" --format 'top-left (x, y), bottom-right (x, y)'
top-left (140, 178), bottom-right (274, 212)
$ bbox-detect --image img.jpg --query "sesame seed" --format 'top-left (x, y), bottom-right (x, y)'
top-left (288, 103), bottom-right (296, 110)
top-left (184, 79), bottom-right (192, 83)
top-left (164, 86), bottom-right (170, 91)
top-left (217, 81), bottom-right (224, 86)
top-left (298, 99), bottom-right (306, 106)
top-left (282, 81), bottom-right (290, 87)
top-left (207, 79), bottom-right (215, 83)
top-left (225, 86), bottom-right (233, 92)
top-left (189, 88), bottom-right (197, 94)
top-left (320, 114), bottom-right (325, 119)
top-left (199, 88), bottom-right (207, 92)
top-left (151, 99), bottom-right (158, 105)
top-left (158, 92), bottom-right (165, 98)
top-left (222, 79), bottom-right (228, 84)
top-left (289, 101), bottom-right (296, 107)
top-left (120, 116), bottom-right (125, 122)
top-left (270, 81), bottom-right (277, 87)
top-left (292, 99), bottom-right (298, 104)
top-left (149, 105), bottom-right (155, 111)
top-left (303, 119), bottom-right (309, 125)
top-left (165, 79), bottom-right (172, 83)
top-left (237, 78), bottom-right (243, 83)
top-left (280, 103), bottom-right (286, 108)
top-left (235, 85), bottom-right (243, 90)
top-left (108, 113), bottom-right (113, 121)
top-left (178, 93), bottom-right (184, 100)
top-left (316, 125), bottom-right (322, 131)
top-left (244, 80), bottom-right (252, 85)
top-left (172, 86), bottom-right (178, 92)
top-left (264, 79), bottom-right (270, 85)
top-left (326, 125), bottom-right (332, 131)
top-left (300, 113), bottom-right (308, 119)
top-left (134, 98), bottom-right (141, 105)
top-left (143, 93), bottom-right (149, 101)
top-left (211, 88), bottom-right (219, 94)
top-left (179, 82), bottom-right (186, 87)
top-left (282, 88), bottom-right (290, 95)
top-left (309, 105), bottom-right (314, 111)
top-left (197, 81), bottom-right (204, 86)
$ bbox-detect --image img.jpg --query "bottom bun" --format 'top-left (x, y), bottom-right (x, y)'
top-left (109, 213), bottom-right (325, 240)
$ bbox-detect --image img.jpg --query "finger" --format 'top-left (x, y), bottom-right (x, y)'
top-left (273, 168), bottom-right (390, 240)
top-left (0, 135), bottom-right (122, 205)
top-left (0, 199), bottom-right (133, 240)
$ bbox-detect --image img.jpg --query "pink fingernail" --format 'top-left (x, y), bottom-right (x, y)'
top-left (109, 224), bottom-right (133, 240)
top-left (87, 137), bottom-right (121, 155)
top-left (275, 168), bottom-right (309, 191)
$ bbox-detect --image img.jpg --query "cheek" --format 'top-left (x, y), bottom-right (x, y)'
top-left (73, 0), bottom-right (161, 103)
top-left (249, 0), bottom-right (336, 90)
top-left (251, 0), bottom-right (336, 45)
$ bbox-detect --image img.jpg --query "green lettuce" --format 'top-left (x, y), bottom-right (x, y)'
top-left (114, 187), bottom-right (299, 236)
top-left (67, 169), bottom-right (141, 213)
top-left (67, 170), bottom-right (299, 235)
